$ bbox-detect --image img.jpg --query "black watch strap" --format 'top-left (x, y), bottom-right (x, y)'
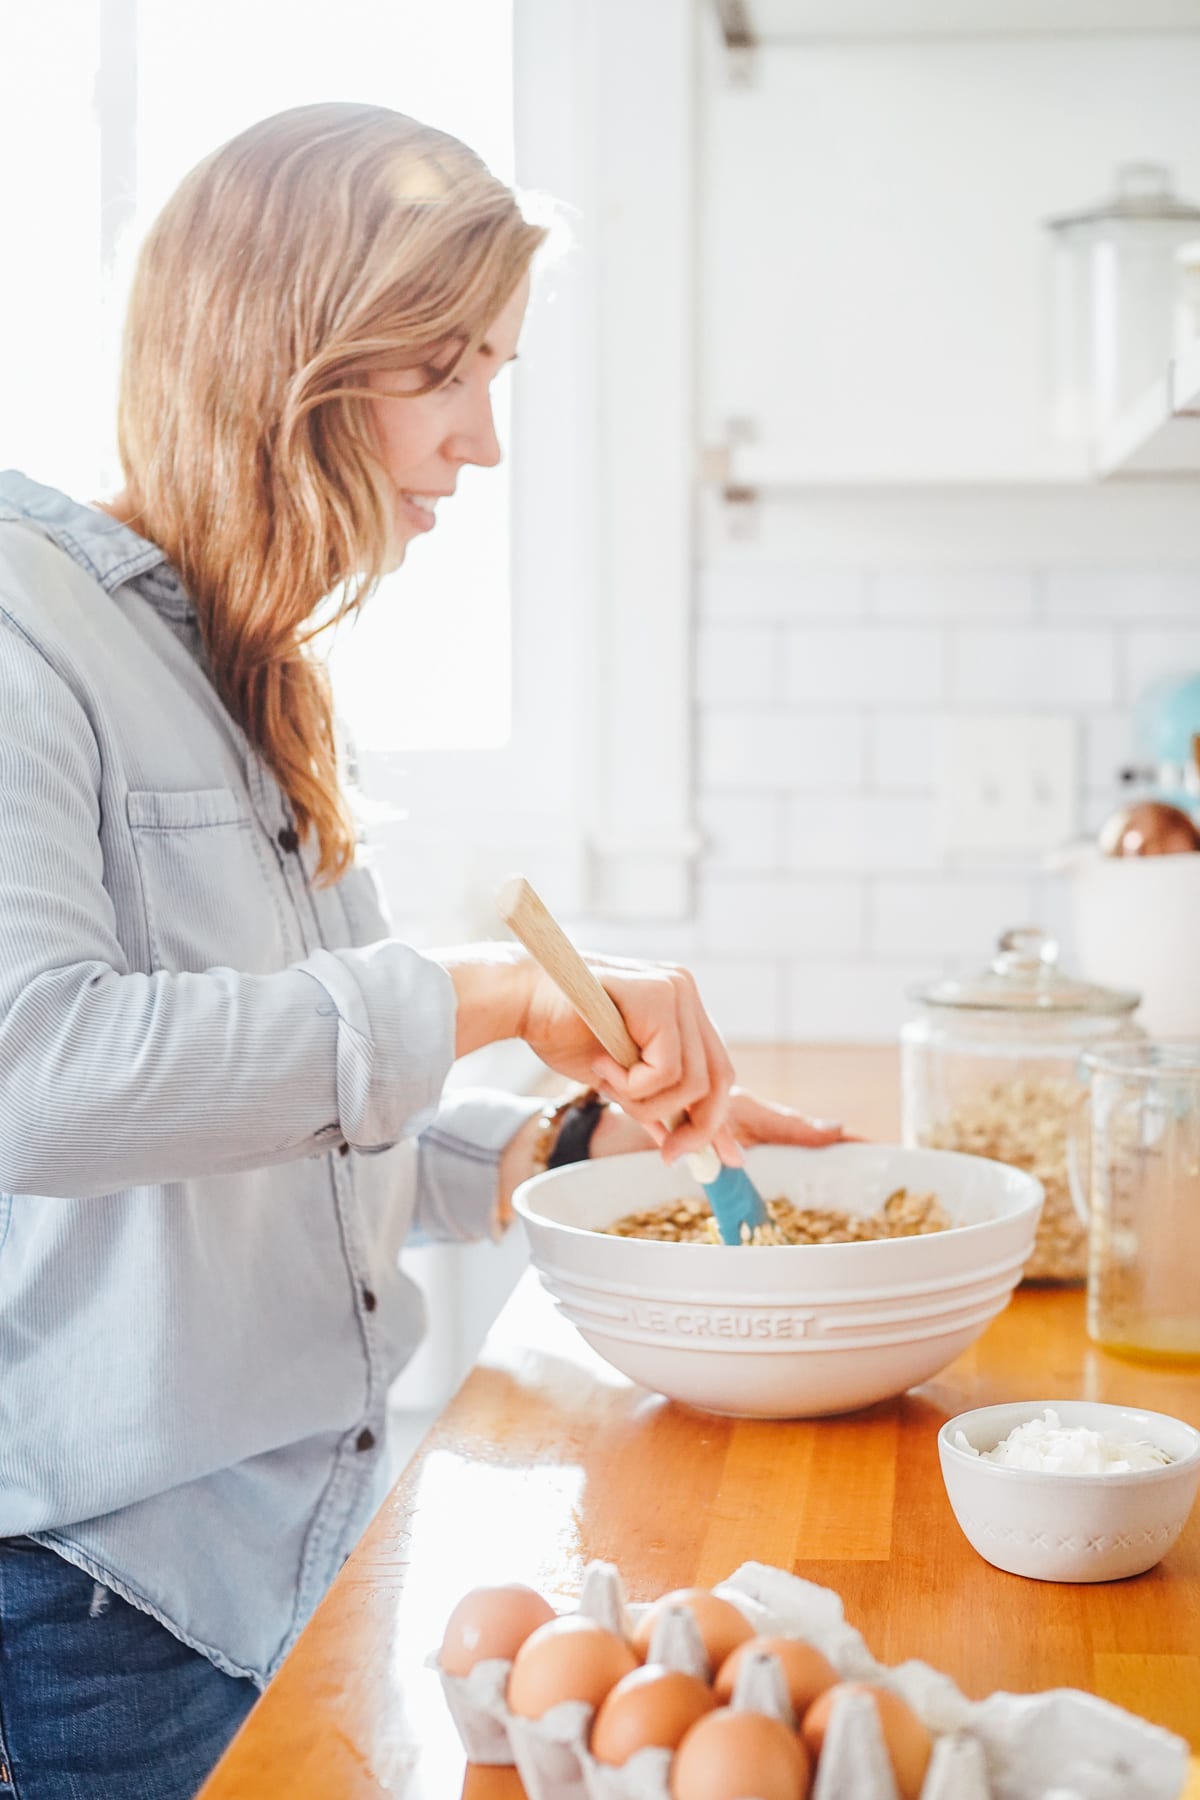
top-left (546, 1092), bottom-right (608, 1169)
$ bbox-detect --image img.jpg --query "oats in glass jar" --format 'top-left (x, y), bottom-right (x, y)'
top-left (921, 1075), bottom-right (1085, 1282)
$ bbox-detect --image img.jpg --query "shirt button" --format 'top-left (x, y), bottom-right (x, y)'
top-left (277, 826), bottom-right (300, 853)
top-left (362, 1288), bottom-right (377, 1312)
top-left (355, 1428), bottom-right (376, 1453)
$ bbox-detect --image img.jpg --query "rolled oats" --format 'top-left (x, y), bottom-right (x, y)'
top-left (920, 1073), bottom-right (1086, 1282)
top-left (604, 1186), bottom-right (950, 1246)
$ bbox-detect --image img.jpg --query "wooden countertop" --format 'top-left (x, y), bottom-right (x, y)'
top-left (200, 1046), bottom-right (1200, 1799)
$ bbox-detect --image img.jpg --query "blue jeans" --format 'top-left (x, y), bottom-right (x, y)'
top-left (0, 1539), bottom-right (257, 1799)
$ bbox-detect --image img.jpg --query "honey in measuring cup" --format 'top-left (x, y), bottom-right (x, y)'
top-left (1071, 1042), bottom-right (1200, 1363)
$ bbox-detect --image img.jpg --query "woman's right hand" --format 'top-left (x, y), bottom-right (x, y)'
top-left (444, 947), bottom-right (739, 1166)
top-left (518, 954), bottom-right (739, 1166)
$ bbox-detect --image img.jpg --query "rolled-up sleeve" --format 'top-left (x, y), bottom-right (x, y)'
top-left (329, 851), bottom-right (546, 1242)
top-left (414, 1087), bottom-right (544, 1243)
top-left (297, 944), bottom-right (455, 1149)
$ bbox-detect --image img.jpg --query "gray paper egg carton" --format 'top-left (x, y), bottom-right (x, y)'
top-left (433, 1558), bottom-right (1188, 1800)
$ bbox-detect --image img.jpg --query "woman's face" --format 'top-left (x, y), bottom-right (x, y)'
top-left (366, 273), bottom-right (529, 566)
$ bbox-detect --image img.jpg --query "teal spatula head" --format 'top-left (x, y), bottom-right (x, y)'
top-left (687, 1147), bottom-right (770, 1245)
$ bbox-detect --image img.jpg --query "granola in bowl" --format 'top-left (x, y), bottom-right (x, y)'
top-left (604, 1186), bottom-right (950, 1246)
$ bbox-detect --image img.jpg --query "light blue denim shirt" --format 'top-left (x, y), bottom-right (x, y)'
top-left (0, 472), bottom-right (540, 1685)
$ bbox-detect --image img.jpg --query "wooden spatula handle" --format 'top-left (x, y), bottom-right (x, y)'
top-left (497, 875), bottom-right (725, 1189)
top-left (496, 876), bottom-right (641, 1071)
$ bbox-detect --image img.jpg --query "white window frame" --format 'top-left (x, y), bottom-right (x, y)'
top-left (519, 0), bottom-right (700, 921)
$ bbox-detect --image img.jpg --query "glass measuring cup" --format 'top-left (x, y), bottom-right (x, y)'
top-left (1069, 1043), bottom-right (1200, 1363)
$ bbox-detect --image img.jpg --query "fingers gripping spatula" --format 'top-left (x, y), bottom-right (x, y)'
top-left (496, 876), bottom-right (769, 1245)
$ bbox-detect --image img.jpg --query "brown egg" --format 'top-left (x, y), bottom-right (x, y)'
top-left (590, 1664), bottom-right (716, 1766)
top-left (714, 1637), bottom-right (838, 1716)
top-left (1099, 800), bottom-right (1200, 857)
top-left (507, 1614), bottom-right (639, 1719)
top-left (632, 1588), bottom-right (755, 1676)
top-left (670, 1708), bottom-right (812, 1800)
top-left (439, 1583), bottom-right (556, 1677)
top-left (801, 1683), bottom-right (932, 1800)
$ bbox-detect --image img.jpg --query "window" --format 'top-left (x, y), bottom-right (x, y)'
top-left (0, 6), bottom-right (106, 502)
top-left (1, 0), bottom-right (515, 754)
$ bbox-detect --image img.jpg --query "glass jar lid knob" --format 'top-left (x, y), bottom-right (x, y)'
top-left (993, 927), bottom-right (1059, 978)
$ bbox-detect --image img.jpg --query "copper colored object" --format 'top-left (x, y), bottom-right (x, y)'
top-left (1098, 800), bottom-right (1200, 857)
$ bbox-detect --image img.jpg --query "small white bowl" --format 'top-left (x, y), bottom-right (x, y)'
top-left (939, 1400), bottom-right (1200, 1582)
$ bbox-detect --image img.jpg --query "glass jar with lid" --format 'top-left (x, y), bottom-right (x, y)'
top-left (1047, 161), bottom-right (1200, 441)
top-left (901, 927), bottom-right (1142, 1283)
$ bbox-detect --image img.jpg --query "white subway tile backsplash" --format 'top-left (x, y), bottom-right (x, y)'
top-left (698, 711), bottom-right (863, 790)
top-left (701, 564), bottom-right (867, 621)
top-left (696, 791), bottom-right (782, 872)
top-left (563, 917), bottom-right (703, 960)
top-left (1044, 569), bottom-right (1200, 621)
top-left (680, 507), bottom-right (1200, 1043)
top-left (1124, 629), bottom-right (1200, 703)
top-left (950, 628), bottom-right (1115, 706)
top-left (784, 795), bottom-right (941, 872)
top-left (1083, 711), bottom-right (1137, 790)
top-left (874, 570), bottom-right (1036, 620)
top-left (785, 627), bottom-right (944, 703)
top-left (695, 622), bottom-right (777, 703)
top-left (872, 712), bottom-right (945, 790)
top-left (872, 877), bottom-right (1034, 958)
top-left (1032, 871), bottom-right (1079, 964)
top-left (699, 876), bottom-right (863, 955)
top-left (785, 960), bottom-right (926, 1046)
top-left (683, 957), bottom-right (785, 1040)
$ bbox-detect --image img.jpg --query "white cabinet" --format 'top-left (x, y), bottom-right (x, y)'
top-left (699, 15), bottom-right (1200, 486)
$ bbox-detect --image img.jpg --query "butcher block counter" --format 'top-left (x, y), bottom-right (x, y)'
top-left (200, 1047), bottom-right (1200, 1799)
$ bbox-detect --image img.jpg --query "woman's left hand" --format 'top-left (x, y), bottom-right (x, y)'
top-left (495, 1088), bottom-right (852, 1234)
top-left (590, 1088), bottom-right (851, 1161)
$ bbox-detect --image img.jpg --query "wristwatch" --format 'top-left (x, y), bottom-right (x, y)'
top-left (531, 1087), bottom-right (608, 1173)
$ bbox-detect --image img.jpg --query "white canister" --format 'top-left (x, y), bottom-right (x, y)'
top-left (1047, 162), bottom-right (1200, 441)
top-left (1057, 848), bottom-right (1200, 1038)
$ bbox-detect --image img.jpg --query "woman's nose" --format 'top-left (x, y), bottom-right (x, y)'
top-left (447, 389), bottom-right (502, 469)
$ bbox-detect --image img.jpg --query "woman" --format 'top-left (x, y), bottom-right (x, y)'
top-left (0, 104), bottom-right (844, 1799)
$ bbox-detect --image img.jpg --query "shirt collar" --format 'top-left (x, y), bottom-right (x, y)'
top-left (0, 469), bottom-right (193, 622)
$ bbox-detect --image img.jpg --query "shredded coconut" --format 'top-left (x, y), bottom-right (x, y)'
top-left (953, 1408), bottom-right (1172, 1474)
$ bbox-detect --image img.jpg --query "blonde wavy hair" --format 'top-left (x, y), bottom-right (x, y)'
top-left (113, 102), bottom-right (546, 884)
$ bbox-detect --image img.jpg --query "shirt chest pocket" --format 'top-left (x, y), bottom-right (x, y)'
top-left (127, 787), bottom-right (300, 975)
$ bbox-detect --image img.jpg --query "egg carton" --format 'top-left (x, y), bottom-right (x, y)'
top-left (432, 1559), bottom-right (1189, 1800)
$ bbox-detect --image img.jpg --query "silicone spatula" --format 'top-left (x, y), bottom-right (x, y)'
top-left (496, 876), bottom-right (769, 1245)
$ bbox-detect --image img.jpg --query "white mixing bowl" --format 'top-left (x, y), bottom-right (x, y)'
top-left (514, 1144), bottom-right (1042, 1419)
